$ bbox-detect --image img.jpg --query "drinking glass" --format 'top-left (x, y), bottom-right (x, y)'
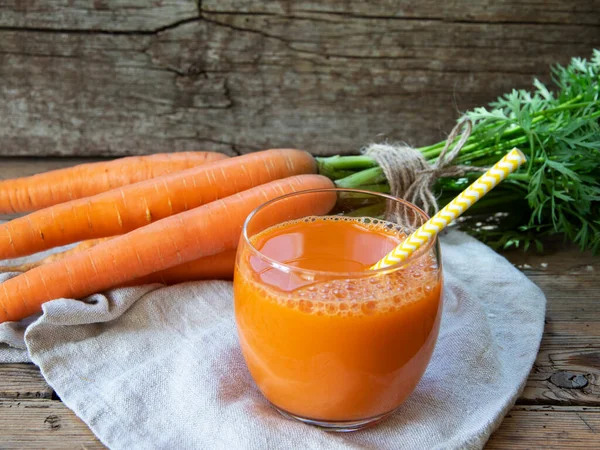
top-left (233, 189), bottom-right (443, 431)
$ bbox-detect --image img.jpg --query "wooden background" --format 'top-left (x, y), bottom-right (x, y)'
top-left (1, 0), bottom-right (599, 157)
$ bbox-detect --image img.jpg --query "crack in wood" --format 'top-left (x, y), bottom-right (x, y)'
top-left (222, 77), bottom-right (233, 109)
top-left (192, 14), bottom-right (599, 68)
top-left (199, 13), bottom-right (292, 46)
top-left (0, 51), bottom-right (81, 59)
top-left (0, 17), bottom-right (201, 36)
top-left (577, 412), bottom-right (597, 434)
top-left (201, 8), bottom-right (600, 29)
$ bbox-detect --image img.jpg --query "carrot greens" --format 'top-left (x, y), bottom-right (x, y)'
top-left (317, 50), bottom-right (600, 253)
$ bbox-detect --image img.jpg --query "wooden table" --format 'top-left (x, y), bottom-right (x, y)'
top-left (0, 159), bottom-right (598, 449)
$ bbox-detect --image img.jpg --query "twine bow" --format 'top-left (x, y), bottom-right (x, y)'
top-left (363, 117), bottom-right (486, 213)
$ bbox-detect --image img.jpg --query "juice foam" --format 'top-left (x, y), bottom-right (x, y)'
top-left (240, 216), bottom-right (439, 317)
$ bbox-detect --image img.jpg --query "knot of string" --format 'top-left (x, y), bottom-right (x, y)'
top-left (363, 117), bottom-right (486, 214)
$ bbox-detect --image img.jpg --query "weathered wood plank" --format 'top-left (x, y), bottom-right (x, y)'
top-left (0, 0), bottom-right (198, 32)
top-left (541, 322), bottom-right (600, 349)
top-left (0, 400), bottom-right (598, 448)
top-left (531, 273), bottom-right (599, 323)
top-left (3, 1), bottom-right (598, 29)
top-left (0, 4), bottom-right (598, 157)
top-left (487, 406), bottom-right (600, 449)
top-left (503, 246), bottom-right (600, 350)
top-left (203, 0), bottom-right (600, 25)
top-left (0, 30), bottom-right (242, 156)
top-left (523, 347), bottom-right (600, 406)
top-left (0, 399), bottom-right (106, 449)
top-left (0, 363), bottom-right (54, 399)
top-left (502, 240), bottom-right (598, 276)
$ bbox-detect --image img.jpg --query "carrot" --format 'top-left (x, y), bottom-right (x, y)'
top-left (0, 238), bottom-right (111, 272)
top-left (123, 251), bottom-right (236, 286)
top-left (0, 149), bottom-right (317, 259)
top-left (0, 152), bottom-right (228, 214)
top-left (0, 238), bottom-right (235, 283)
top-left (0, 174), bottom-right (336, 323)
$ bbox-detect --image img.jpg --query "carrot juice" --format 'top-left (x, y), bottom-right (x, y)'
top-left (234, 190), bottom-right (443, 430)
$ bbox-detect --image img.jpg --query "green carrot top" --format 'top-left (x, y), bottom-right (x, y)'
top-left (317, 50), bottom-right (600, 253)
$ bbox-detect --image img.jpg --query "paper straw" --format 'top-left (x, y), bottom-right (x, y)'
top-left (371, 148), bottom-right (527, 270)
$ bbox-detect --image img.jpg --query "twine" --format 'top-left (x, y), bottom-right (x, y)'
top-left (363, 117), bottom-right (486, 214)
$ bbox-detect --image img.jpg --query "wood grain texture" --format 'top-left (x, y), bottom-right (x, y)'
top-left (0, 399), bottom-right (106, 449)
top-left (0, 1), bottom-right (599, 157)
top-left (505, 246), bottom-right (600, 408)
top-left (502, 241), bottom-right (599, 275)
top-left (487, 406), bottom-right (600, 449)
top-left (522, 347), bottom-right (600, 406)
top-left (0, 0), bottom-right (198, 32)
top-left (0, 363), bottom-right (53, 399)
top-left (503, 246), bottom-right (600, 352)
top-left (4, 0), bottom-right (600, 27)
top-left (203, 0), bottom-right (600, 25)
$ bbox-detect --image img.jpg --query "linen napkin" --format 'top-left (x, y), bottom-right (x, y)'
top-left (0, 230), bottom-right (546, 449)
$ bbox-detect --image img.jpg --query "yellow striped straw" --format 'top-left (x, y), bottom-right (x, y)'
top-left (371, 148), bottom-right (527, 270)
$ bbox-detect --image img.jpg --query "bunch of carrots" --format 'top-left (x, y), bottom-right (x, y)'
top-left (0, 149), bottom-right (335, 323)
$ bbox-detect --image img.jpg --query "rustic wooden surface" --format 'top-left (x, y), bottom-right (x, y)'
top-left (0, 159), bottom-right (599, 448)
top-left (1, 1), bottom-right (599, 157)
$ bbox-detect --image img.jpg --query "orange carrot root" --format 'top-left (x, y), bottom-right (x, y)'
top-left (0, 239), bottom-right (235, 283)
top-left (123, 250), bottom-right (236, 286)
top-left (0, 238), bottom-right (111, 272)
top-left (0, 149), bottom-right (317, 260)
top-left (0, 152), bottom-right (228, 214)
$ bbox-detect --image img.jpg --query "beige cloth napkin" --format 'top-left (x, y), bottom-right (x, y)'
top-left (0, 230), bottom-right (546, 449)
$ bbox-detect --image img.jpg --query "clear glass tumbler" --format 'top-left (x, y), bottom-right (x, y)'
top-left (233, 188), bottom-right (443, 431)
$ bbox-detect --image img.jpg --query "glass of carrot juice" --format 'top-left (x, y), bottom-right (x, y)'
top-left (233, 188), bottom-right (443, 431)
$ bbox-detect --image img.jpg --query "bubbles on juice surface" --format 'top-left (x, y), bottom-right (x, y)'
top-left (243, 260), bottom-right (440, 316)
top-left (242, 216), bottom-right (441, 317)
